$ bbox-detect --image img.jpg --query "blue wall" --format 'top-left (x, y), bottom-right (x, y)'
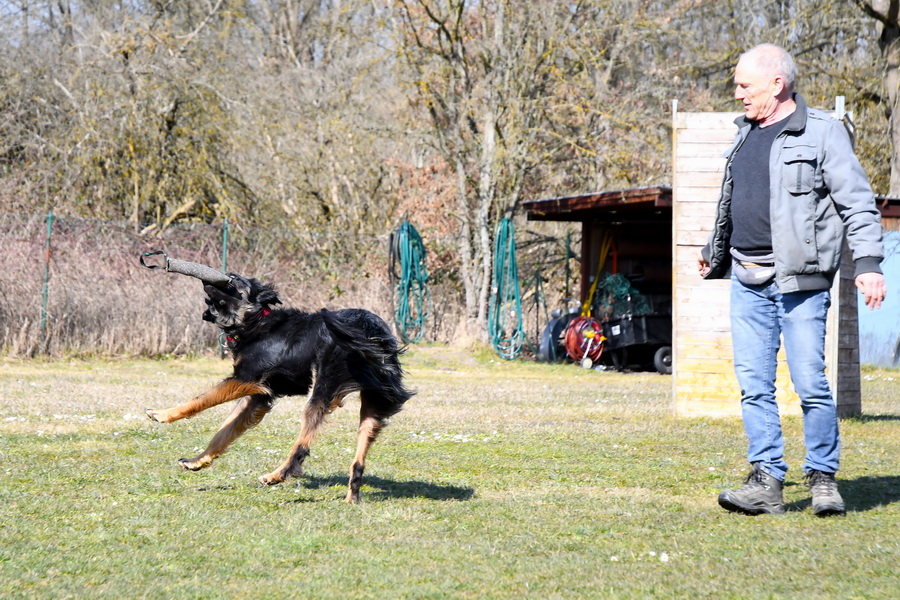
top-left (858, 231), bottom-right (900, 365)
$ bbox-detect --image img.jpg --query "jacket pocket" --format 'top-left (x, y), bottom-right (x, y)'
top-left (782, 144), bottom-right (817, 194)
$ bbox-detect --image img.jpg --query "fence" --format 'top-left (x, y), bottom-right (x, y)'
top-left (0, 212), bottom-right (575, 358)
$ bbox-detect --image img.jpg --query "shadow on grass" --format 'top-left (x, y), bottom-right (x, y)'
top-left (844, 414), bottom-right (900, 422)
top-left (298, 473), bottom-right (475, 502)
top-left (785, 475), bottom-right (900, 513)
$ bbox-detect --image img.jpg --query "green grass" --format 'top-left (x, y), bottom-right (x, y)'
top-left (1, 349), bottom-right (898, 599)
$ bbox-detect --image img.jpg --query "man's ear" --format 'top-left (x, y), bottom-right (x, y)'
top-left (772, 75), bottom-right (788, 98)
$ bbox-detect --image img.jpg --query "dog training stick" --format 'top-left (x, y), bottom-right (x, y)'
top-left (140, 251), bottom-right (232, 287)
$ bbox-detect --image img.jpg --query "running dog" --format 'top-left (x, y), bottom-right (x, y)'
top-left (146, 274), bottom-right (414, 503)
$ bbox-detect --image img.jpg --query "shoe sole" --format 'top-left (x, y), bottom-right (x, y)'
top-left (812, 504), bottom-right (846, 517)
top-left (718, 492), bottom-right (786, 515)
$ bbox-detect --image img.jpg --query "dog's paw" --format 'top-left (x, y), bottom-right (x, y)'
top-left (146, 408), bottom-right (171, 423)
top-left (258, 472), bottom-right (286, 486)
top-left (178, 457), bottom-right (210, 471)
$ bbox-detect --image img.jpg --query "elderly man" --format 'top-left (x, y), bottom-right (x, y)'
top-left (698, 44), bottom-right (886, 516)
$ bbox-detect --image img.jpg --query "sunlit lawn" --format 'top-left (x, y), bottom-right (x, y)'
top-left (1, 349), bottom-right (898, 599)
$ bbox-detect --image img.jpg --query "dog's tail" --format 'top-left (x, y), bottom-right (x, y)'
top-left (319, 309), bottom-right (404, 364)
top-left (320, 309), bottom-right (415, 410)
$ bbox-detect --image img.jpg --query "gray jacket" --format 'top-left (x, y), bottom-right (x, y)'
top-left (702, 93), bottom-right (884, 292)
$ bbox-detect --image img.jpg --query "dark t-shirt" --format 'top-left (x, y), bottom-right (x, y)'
top-left (730, 118), bottom-right (790, 256)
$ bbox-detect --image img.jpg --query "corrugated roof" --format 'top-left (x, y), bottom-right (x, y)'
top-left (522, 186), bottom-right (672, 222)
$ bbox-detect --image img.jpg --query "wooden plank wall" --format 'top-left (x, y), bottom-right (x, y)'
top-left (670, 108), bottom-right (860, 418)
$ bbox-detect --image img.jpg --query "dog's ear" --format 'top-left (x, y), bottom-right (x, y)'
top-left (204, 283), bottom-right (240, 302)
top-left (250, 280), bottom-right (282, 307)
top-left (227, 274), bottom-right (253, 300)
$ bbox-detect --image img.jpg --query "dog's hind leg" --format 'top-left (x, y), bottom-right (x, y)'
top-left (178, 394), bottom-right (274, 471)
top-left (257, 396), bottom-right (336, 486)
top-left (346, 392), bottom-right (386, 503)
top-left (146, 378), bottom-right (270, 423)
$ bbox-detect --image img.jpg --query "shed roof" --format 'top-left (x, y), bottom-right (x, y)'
top-left (875, 194), bottom-right (900, 230)
top-left (525, 187), bottom-right (897, 227)
top-left (523, 186), bottom-right (672, 223)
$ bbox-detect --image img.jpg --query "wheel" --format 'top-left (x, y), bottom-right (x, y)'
top-left (538, 313), bottom-right (577, 362)
top-left (653, 345), bottom-right (672, 374)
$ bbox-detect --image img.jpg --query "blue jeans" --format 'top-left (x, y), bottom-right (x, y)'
top-left (730, 275), bottom-right (840, 482)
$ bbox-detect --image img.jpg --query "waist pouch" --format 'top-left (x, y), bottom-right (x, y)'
top-left (730, 248), bottom-right (776, 286)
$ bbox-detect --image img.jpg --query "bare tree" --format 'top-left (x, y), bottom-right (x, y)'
top-left (853, 0), bottom-right (900, 194)
top-left (1, 0), bottom-right (896, 353)
top-left (664, 1), bottom-right (890, 192)
top-left (391, 0), bottom-right (598, 338)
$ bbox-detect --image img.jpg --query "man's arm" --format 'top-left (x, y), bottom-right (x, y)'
top-left (821, 118), bottom-right (886, 309)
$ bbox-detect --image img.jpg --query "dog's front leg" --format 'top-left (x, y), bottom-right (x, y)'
top-left (179, 394), bottom-right (274, 471)
top-left (258, 399), bottom-right (330, 486)
top-left (146, 378), bottom-right (270, 423)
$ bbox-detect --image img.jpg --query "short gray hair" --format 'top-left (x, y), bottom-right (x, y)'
top-left (740, 44), bottom-right (797, 91)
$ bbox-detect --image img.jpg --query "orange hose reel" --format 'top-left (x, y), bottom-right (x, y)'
top-left (564, 316), bottom-right (605, 368)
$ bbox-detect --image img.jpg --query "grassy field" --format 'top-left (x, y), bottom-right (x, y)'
top-left (0, 347), bottom-right (898, 599)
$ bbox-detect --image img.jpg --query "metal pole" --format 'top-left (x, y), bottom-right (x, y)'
top-left (40, 210), bottom-right (54, 339)
top-left (565, 231), bottom-right (571, 300)
top-left (219, 218), bottom-right (229, 358)
top-left (222, 217), bottom-right (229, 273)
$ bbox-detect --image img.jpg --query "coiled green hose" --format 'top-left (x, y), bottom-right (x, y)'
top-left (488, 217), bottom-right (524, 360)
top-left (390, 221), bottom-right (431, 343)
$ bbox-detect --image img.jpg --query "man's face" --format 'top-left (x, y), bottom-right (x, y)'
top-left (733, 58), bottom-right (779, 122)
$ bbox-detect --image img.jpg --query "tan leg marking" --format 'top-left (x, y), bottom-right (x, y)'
top-left (326, 393), bottom-right (347, 414)
top-left (178, 395), bottom-right (273, 470)
top-left (146, 379), bottom-right (270, 423)
top-left (258, 399), bottom-right (331, 486)
top-left (346, 400), bottom-right (384, 503)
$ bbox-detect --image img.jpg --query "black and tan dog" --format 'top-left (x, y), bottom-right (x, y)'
top-left (146, 274), bottom-right (413, 503)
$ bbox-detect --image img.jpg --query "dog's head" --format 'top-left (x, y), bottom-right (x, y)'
top-left (202, 274), bottom-right (281, 330)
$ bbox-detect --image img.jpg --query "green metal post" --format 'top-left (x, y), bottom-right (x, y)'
top-left (222, 217), bottom-right (229, 273)
top-left (565, 231), bottom-right (572, 300)
top-left (40, 210), bottom-right (54, 338)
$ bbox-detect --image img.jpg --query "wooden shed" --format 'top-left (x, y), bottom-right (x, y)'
top-left (522, 186), bottom-right (672, 306)
top-left (525, 103), bottom-right (897, 419)
top-left (522, 187), bottom-right (674, 370)
top-left (876, 194), bottom-right (900, 231)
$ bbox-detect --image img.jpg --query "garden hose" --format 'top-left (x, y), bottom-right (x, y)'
top-left (488, 217), bottom-right (524, 360)
top-left (564, 316), bottom-right (605, 368)
top-left (389, 221), bottom-right (431, 343)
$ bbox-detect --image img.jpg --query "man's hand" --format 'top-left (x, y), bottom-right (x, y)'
top-left (698, 253), bottom-right (711, 277)
top-left (855, 272), bottom-right (887, 310)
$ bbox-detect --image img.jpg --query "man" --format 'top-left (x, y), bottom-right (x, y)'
top-left (698, 44), bottom-right (887, 517)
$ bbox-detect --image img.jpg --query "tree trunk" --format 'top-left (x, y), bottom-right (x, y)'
top-left (867, 0), bottom-right (900, 194)
top-left (455, 154), bottom-right (477, 330)
top-left (882, 3), bottom-right (900, 195)
top-left (475, 107), bottom-right (496, 340)
top-left (474, 1), bottom-right (503, 342)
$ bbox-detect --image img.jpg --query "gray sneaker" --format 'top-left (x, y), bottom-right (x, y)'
top-left (718, 463), bottom-right (785, 515)
top-left (805, 470), bottom-right (846, 517)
